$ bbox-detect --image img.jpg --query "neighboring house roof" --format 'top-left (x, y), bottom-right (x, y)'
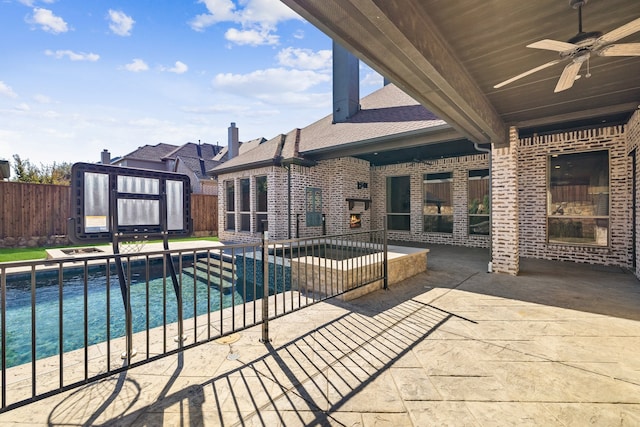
top-left (175, 156), bottom-right (222, 180)
top-left (209, 84), bottom-right (449, 175)
top-left (114, 143), bottom-right (178, 165)
top-left (162, 142), bottom-right (222, 160)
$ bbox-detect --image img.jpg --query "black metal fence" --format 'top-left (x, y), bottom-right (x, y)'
top-left (0, 228), bottom-right (387, 412)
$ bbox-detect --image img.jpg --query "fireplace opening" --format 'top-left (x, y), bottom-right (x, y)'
top-left (350, 213), bottom-right (362, 228)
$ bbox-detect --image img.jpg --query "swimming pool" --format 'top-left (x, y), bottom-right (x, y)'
top-left (1, 259), bottom-right (244, 368)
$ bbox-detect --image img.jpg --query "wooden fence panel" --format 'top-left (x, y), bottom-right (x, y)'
top-left (191, 193), bottom-right (218, 234)
top-left (0, 182), bottom-right (70, 238)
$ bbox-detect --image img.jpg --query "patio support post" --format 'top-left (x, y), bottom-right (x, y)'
top-left (490, 127), bottom-right (520, 275)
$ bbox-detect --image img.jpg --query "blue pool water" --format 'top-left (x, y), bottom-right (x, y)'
top-left (2, 259), bottom-right (245, 368)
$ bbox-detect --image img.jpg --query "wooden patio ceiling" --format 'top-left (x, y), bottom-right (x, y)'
top-left (281, 0), bottom-right (640, 148)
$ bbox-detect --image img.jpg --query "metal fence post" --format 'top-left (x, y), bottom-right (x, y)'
top-left (260, 220), bottom-right (271, 343)
top-left (383, 216), bottom-right (389, 290)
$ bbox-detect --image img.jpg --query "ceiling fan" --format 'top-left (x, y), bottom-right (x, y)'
top-left (494, 0), bottom-right (640, 93)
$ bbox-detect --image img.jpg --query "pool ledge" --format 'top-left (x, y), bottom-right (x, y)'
top-left (289, 245), bottom-right (429, 302)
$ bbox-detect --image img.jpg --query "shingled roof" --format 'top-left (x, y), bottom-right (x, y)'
top-left (211, 130), bottom-right (300, 174)
top-left (299, 83), bottom-right (445, 153)
top-left (120, 143), bottom-right (178, 162)
top-left (175, 156), bottom-right (222, 179)
top-left (209, 84), bottom-right (449, 175)
top-left (162, 142), bottom-right (221, 160)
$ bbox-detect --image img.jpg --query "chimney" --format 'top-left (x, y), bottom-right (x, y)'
top-left (332, 41), bottom-right (359, 123)
top-left (228, 122), bottom-right (239, 159)
top-left (101, 149), bottom-right (111, 165)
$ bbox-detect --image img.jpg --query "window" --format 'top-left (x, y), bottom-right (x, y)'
top-left (548, 150), bottom-right (609, 246)
top-left (306, 187), bottom-right (322, 227)
top-left (423, 172), bottom-right (453, 233)
top-left (386, 176), bottom-right (411, 231)
top-left (255, 176), bottom-right (268, 232)
top-left (468, 169), bottom-right (490, 235)
top-left (239, 178), bottom-right (250, 232)
top-left (224, 180), bottom-right (235, 231)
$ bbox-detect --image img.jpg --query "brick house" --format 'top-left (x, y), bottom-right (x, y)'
top-left (210, 40), bottom-right (640, 280)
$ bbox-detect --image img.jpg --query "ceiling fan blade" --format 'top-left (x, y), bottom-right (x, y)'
top-left (599, 43), bottom-right (640, 56)
top-left (494, 59), bottom-right (562, 89)
top-left (554, 60), bottom-right (582, 93)
top-left (599, 17), bottom-right (640, 44)
top-left (527, 39), bottom-right (576, 52)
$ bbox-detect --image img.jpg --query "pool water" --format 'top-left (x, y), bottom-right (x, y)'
top-left (2, 259), bottom-right (244, 368)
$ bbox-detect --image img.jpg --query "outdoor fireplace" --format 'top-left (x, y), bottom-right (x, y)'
top-left (350, 213), bottom-right (362, 228)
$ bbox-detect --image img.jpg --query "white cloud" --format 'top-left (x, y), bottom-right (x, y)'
top-left (189, 0), bottom-right (301, 47)
top-left (107, 10), bottom-right (135, 36)
top-left (19, 0), bottom-right (56, 7)
top-left (165, 61), bottom-right (189, 74)
top-left (45, 49), bottom-right (100, 61)
top-left (277, 47), bottom-right (331, 70)
top-left (33, 94), bottom-right (52, 104)
top-left (213, 68), bottom-right (330, 103)
top-left (15, 103), bottom-right (31, 111)
top-left (0, 81), bottom-right (18, 98)
top-left (189, 0), bottom-right (236, 31)
top-left (124, 59), bottom-right (149, 72)
top-left (361, 70), bottom-right (384, 87)
top-left (28, 8), bottom-right (69, 34)
top-left (225, 28), bottom-right (278, 46)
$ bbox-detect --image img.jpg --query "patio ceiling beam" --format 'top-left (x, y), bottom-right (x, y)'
top-left (281, 0), bottom-right (508, 147)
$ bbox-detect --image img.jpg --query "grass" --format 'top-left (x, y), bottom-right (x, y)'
top-left (0, 236), bottom-right (220, 263)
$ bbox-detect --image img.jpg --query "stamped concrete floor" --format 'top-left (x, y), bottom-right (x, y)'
top-left (1, 245), bottom-right (639, 426)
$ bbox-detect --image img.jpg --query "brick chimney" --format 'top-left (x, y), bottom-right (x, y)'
top-left (332, 41), bottom-right (360, 123)
top-left (101, 149), bottom-right (111, 165)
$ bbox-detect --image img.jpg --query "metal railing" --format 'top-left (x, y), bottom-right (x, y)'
top-left (0, 228), bottom-right (387, 412)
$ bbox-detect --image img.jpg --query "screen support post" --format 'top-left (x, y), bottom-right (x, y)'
top-left (111, 188), bottom-right (137, 360)
top-left (160, 189), bottom-right (184, 346)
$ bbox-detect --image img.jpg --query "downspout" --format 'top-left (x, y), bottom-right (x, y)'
top-left (473, 142), bottom-right (493, 273)
top-left (287, 164), bottom-right (292, 239)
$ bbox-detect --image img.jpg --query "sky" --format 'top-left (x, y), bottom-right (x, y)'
top-left (0, 0), bottom-right (383, 167)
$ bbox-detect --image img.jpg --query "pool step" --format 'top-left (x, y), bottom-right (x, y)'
top-left (182, 257), bottom-right (236, 290)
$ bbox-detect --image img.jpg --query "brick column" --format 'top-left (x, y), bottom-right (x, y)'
top-left (491, 127), bottom-right (520, 275)
top-left (627, 110), bottom-right (640, 279)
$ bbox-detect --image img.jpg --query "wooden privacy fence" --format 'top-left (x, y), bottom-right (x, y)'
top-left (0, 181), bottom-right (218, 242)
top-left (0, 182), bottom-right (70, 239)
top-left (191, 193), bottom-right (219, 235)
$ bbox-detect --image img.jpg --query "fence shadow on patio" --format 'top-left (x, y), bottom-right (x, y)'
top-left (44, 297), bottom-right (472, 426)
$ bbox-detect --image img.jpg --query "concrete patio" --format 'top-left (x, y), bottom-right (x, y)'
top-left (1, 244), bottom-right (639, 426)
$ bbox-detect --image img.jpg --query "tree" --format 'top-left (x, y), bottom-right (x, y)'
top-left (11, 154), bottom-right (72, 185)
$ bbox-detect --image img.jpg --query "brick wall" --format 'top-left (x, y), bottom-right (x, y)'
top-left (518, 124), bottom-right (632, 267)
top-left (626, 110), bottom-right (640, 278)
top-left (289, 158), bottom-right (371, 239)
top-left (216, 158), bottom-right (372, 243)
top-left (370, 154), bottom-right (490, 247)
